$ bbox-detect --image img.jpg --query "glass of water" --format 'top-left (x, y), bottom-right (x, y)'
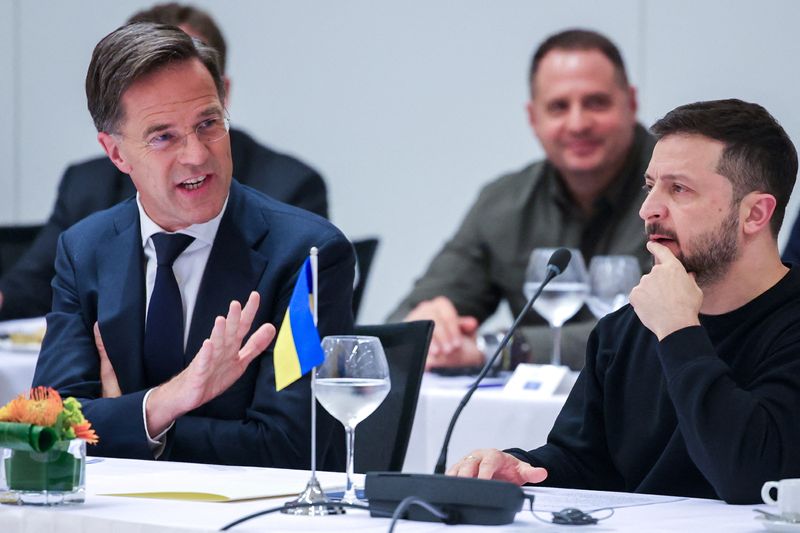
top-left (315, 336), bottom-right (390, 504)
top-left (525, 248), bottom-right (589, 366)
top-left (586, 255), bottom-right (642, 319)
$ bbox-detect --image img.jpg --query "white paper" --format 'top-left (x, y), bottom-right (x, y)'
top-left (523, 486), bottom-right (686, 512)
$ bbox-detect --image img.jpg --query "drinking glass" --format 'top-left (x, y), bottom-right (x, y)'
top-left (586, 255), bottom-right (642, 319)
top-left (315, 336), bottom-right (390, 504)
top-left (524, 248), bottom-right (589, 366)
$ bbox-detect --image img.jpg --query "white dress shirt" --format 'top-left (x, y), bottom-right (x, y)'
top-left (136, 193), bottom-right (229, 455)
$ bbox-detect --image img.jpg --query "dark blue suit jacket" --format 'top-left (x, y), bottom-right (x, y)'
top-left (0, 128), bottom-right (328, 319)
top-left (32, 181), bottom-right (353, 468)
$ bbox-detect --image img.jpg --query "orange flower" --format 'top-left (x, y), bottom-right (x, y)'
top-left (1, 387), bottom-right (63, 426)
top-left (71, 421), bottom-right (99, 445)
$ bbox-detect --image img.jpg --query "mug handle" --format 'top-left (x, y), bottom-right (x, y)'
top-left (762, 481), bottom-right (780, 505)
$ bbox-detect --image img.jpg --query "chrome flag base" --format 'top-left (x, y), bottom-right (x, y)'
top-left (280, 476), bottom-right (344, 516)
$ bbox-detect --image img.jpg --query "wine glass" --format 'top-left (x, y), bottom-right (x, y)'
top-left (315, 336), bottom-right (390, 504)
top-left (524, 248), bottom-right (589, 366)
top-left (586, 255), bottom-right (642, 319)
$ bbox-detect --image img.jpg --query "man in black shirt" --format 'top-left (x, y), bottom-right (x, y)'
top-left (448, 99), bottom-right (800, 504)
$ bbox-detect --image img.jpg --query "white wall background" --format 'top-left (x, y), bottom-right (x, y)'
top-left (2, 0), bottom-right (799, 325)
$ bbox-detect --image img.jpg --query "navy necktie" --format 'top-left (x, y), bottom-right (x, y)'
top-left (144, 232), bottom-right (195, 387)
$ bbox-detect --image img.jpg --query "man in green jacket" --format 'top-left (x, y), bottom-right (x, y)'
top-left (388, 29), bottom-right (654, 370)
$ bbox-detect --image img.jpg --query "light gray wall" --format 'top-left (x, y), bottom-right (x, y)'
top-left (4, 0), bottom-right (800, 326)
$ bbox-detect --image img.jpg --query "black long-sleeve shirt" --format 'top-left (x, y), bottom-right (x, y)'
top-left (509, 265), bottom-right (800, 503)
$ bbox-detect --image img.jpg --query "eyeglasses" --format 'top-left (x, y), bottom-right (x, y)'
top-left (131, 115), bottom-right (230, 153)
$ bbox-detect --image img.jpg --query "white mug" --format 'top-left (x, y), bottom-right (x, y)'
top-left (762, 479), bottom-right (800, 520)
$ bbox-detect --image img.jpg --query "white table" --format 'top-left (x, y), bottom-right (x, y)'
top-left (0, 457), bottom-right (775, 532)
top-left (403, 373), bottom-right (574, 473)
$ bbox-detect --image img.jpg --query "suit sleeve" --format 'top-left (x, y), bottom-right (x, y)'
top-left (163, 232), bottom-right (354, 468)
top-left (32, 233), bottom-right (154, 459)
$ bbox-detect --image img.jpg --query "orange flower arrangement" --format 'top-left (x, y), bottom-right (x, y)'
top-left (0, 386), bottom-right (98, 445)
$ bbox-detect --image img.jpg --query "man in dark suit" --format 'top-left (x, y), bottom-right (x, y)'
top-left (32, 23), bottom-right (353, 467)
top-left (0, 3), bottom-right (327, 320)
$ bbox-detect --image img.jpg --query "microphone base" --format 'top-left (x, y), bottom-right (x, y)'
top-left (364, 472), bottom-right (524, 525)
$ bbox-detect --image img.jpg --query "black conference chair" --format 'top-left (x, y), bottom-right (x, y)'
top-left (351, 238), bottom-right (379, 321)
top-left (353, 320), bottom-right (433, 473)
top-left (0, 224), bottom-right (43, 277)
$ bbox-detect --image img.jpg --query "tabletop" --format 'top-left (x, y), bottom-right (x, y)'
top-left (0, 457), bottom-right (776, 533)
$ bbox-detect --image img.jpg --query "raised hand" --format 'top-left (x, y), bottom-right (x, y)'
top-left (629, 241), bottom-right (702, 340)
top-left (145, 291), bottom-right (276, 435)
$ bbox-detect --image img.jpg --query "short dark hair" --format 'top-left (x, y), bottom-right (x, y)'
top-left (529, 28), bottom-right (629, 94)
top-left (651, 99), bottom-right (798, 237)
top-left (128, 2), bottom-right (227, 74)
top-left (86, 22), bottom-right (225, 133)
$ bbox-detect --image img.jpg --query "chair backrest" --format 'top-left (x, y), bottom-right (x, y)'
top-left (353, 320), bottom-right (433, 473)
top-left (0, 225), bottom-right (43, 277)
top-left (351, 238), bottom-right (379, 321)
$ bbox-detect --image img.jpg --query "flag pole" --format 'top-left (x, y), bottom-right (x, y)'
top-left (281, 246), bottom-right (343, 516)
top-left (309, 246), bottom-right (319, 479)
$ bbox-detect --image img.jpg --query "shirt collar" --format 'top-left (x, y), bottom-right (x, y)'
top-left (137, 193), bottom-right (229, 248)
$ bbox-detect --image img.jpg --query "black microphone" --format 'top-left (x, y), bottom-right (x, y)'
top-left (364, 248), bottom-right (572, 525)
top-left (433, 247), bottom-right (571, 474)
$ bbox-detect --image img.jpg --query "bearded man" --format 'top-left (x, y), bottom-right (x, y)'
top-left (446, 99), bottom-right (800, 504)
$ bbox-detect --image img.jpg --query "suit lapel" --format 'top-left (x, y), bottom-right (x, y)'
top-left (96, 201), bottom-right (147, 391)
top-left (186, 183), bottom-right (270, 362)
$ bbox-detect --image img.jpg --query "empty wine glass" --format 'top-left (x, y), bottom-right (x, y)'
top-left (525, 248), bottom-right (589, 366)
top-left (586, 255), bottom-right (642, 319)
top-left (315, 336), bottom-right (390, 504)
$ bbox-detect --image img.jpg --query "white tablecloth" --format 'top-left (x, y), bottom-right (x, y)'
top-left (403, 373), bottom-right (574, 472)
top-left (0, 457), bottom-right (774, 532)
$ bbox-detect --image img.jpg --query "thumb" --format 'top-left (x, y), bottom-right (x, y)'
top-left (93, 322), bottom-right (107, 357)
top-left (519, 464), bottom-right (548, 484)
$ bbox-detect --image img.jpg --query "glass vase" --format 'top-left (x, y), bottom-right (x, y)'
top-left (1, 438), bottom-right (86, 505)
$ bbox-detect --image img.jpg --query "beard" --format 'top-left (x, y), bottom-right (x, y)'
top-left (646, 207), bottom-right (740, 287)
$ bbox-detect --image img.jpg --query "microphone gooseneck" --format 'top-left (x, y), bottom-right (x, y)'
top-left (432, 247), bottom-right (572, 475)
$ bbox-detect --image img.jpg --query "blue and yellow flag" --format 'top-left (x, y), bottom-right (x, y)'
top-left (274, 257), bottom-right (324, 391)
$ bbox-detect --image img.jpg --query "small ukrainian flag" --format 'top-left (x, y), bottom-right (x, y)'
top-left (273, 257), bottom-right (324, 391)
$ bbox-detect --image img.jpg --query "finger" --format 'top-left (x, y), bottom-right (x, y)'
top-left (453, 458), bottom-right (480, 478)
top-left (225, 299), bottom-right (242, 349)
top-left (194, 338), bottom-right (213, 373)
top-left (458, 316), bottom-right (479, 334)
top-left (239, 291), bottom-right (261, 329)
top-left (446, 452), bottom-right (482, 477)
top-left (519, 464), bottom-right (548, 484)
top-left (95, 322), bottom-right (121, 397)
top-left (433, 298), bottom-right (463, 352)
top-left (476, 455), bottom-right (500, 480)
top-left (646, 240), bottom-right (678, 265)
top-left (209, 315), bottom-right (227, 358)
top-left (93, 321), bottom-right (106, 355)
top-left (239, 323), bottom-right (275, 363)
